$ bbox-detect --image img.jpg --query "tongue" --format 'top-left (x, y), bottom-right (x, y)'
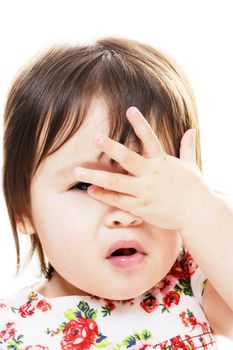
top-left (111, 248), bottom-right (137, 256)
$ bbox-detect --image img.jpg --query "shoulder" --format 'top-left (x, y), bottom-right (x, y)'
top-left (0, 290), bottom-right (27, 325)
top-left (202, 190), bottom-right (233, 339)
top-left (0, 287), bottom-right (55, 348)
top-left (203, 281), bottom-right (233, 339)
top-left (175, 250), bottom-right (233, 339)
top-left (0, 287), bottom-right (35, 324)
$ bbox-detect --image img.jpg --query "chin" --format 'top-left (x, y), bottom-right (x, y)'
top-left (97, 282), bottom-right (153, 301)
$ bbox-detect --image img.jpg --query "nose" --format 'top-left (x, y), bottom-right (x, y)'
top-left (104, 209), bottom-right (143, 227)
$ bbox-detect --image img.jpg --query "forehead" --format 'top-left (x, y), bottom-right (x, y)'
top-left (33, 100), bottom-right (115, 180)
top-left (75, 99), bottom-right (109, 137)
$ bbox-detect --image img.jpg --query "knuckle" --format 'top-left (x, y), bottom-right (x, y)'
top-left (123, 150), bottom-right (135, 166)
top-left (137, 197), bottom-right (148, 208)
top-left (112, 191), bottom-right (121, 203)
top-left (109, 173), bottom-right (119, 188)
top-left (159, 153), bottom-right (168, 162)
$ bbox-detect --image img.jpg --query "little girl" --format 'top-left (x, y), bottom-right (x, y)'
top-left (1, 37), bottom-right (233, 349)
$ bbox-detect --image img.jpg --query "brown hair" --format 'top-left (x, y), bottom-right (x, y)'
top-left (2, 37), bottom-right (202, 279)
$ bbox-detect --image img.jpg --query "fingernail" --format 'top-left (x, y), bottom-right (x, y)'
top-left (127, 106), bottom-right (138, 118)
top-left (94, 133), bottom-right (106, 145)
top-left (88, 186), bottom-right (96, 195)
top-left (191, 129), bottom-right (196, 138)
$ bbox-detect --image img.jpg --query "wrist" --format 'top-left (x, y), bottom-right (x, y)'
top-left (180, 181), bottom-right (219, 235)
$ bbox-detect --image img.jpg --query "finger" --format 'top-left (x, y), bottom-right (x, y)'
top-left (94, 134), bottom-right (147, 176)
top-left (179, 129), bottom-right (197, 164)
top-left (126, 106), bottom-right (166, 158)
top-left (73, 167), bottom-right (140, 196)
top-left (87, 185), bottom-right (138, 212)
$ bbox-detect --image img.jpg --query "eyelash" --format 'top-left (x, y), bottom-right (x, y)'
top-left (71, 182), bottom-right (92, 191)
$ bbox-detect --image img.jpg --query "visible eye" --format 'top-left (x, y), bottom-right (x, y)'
top-left (71, 182), bottom-right (92, 191)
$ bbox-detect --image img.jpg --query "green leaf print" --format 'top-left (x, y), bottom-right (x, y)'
top-left (6, 336), bottom-right (24, 350)
top-left (202, 279), bottom-right (207, 295)
top-left (174, 278), bottom-right (193, 296)
top-left (86, 308), bottom-right (97, 320)
top-left (160, 305), bottom-right (170, 313)
top-left (122, 335), bottom-right (136, 347)
top-left (10, 307), bottom-right (18, 314)
top-left (94, 338), bottom-right (112, 348)
top-left (60, 322), bottom-right (66, 331)
top-left (63, 308), bottom-right (77, 320)
top-left (140, 329), bottom-right (152, 340)
top-left (112, 344), bottom-right (122, 350)
top-left (77, 300), bottom-right (97, 319)
top-left (101, 306), bottom-right (111, 317)
top-left (63, 302), bottom-right (98, 321)
top-left (78, 300), bottom-right (90, 313)
top-left (187, 308), bottom-right (194, 317)
top-left (179, 279), bottom-right (193, 296)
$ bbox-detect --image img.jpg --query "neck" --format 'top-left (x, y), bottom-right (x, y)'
top-left (35, 271), bottom-right (90, 298)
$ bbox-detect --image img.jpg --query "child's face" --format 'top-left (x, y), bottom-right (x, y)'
top-left (29, 99), bottom-right (182, 300)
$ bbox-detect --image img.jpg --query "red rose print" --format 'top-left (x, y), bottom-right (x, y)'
top-left (121, 298), bottom-right (134, 306)
top-left (158, 341), bottom-right (168, 350)
top-left (140, 295), bottom-right (158, 313)
top-left (187, 255), bottom-right (198, 275)
top-left (19, 302), bottom-right (35, 318)
top-left (163, 291), bottom-right (180, 308)
top-left (60, 317), bottom-right (98, 350)
top-left (180, 311), bottom-right (189, 327)
top-left (170, 250), bottom-right (199, 280)
top-left (36, 299), bottom-right (52, 312)
top-left (24, 346), bottom-right (49, 350)
top-left (184, 335), bottom-right (195, 349)
top-left (187, 314), bottom-right (197, 326)
top-left (170, 335), bottom-right (190, 349)
top-left (156, 274), bottom-right (177, 295)
top-left (0, 322), bottom-right (16, 341)
top-left (169, 260), bottom-right (184, 279)
top-left (105, 300), bottom-right (116, 311)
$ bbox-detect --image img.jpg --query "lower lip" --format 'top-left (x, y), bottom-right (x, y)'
top-left (107, 252), bottom-right (146, 268)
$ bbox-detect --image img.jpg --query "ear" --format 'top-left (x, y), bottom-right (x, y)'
top-left (16, 215), bottom-right (36, 235)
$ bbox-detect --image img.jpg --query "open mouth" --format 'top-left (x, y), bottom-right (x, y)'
top-left (111, 248), bottom-right (137, 256)
top-left (106, 240), bottom-right (146, 259)
top-left (106, 242), bottom-right (146, 268)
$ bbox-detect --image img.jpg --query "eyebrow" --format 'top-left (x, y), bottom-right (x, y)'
top-left (55, 151), bottom-right (105, 178)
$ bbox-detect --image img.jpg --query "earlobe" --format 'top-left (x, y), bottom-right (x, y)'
top-left (16, 216), bottom-right (36, 235)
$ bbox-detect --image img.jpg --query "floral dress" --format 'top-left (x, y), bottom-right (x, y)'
top-left (0, 250), bottom-right (217, 350)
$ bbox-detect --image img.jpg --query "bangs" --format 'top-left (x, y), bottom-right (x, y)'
top-left (34, 43), bottom-right (185, 175)
top-left (3, 37), bottom-right (201, 279)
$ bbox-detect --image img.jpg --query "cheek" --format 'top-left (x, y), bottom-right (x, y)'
top-left (159, 229), bottom-right (182, 260)
top-left (150, 229), bottom-right (182, 277)
top-left (160, 229), bottom-right (182, 253)
top-left (30, 190), bottom-right (101, 260)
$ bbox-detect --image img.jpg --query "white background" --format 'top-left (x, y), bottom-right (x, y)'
top-left (0, 0), bottom-right (232, 347)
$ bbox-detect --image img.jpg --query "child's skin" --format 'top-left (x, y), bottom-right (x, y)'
top-left (19, 99), bottom-right (233, 337)
top-left (22, 99), bottom-right (182, 301)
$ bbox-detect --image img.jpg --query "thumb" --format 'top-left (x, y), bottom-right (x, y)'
top-left (179, 129), bottom-right (197, 163)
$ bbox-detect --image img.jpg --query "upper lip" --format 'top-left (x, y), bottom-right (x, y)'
top-left (106, 240), bottom-right (147, 258)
